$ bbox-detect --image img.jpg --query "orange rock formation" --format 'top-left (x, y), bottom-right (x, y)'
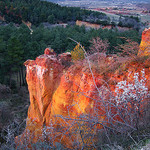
top-left (16, 29), bottom-right (150, 148)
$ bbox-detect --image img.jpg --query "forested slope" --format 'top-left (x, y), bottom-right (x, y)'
top-left (0, 0), bottom-right (142, 100)
top-left (0, 0), bottom-right (109, 25)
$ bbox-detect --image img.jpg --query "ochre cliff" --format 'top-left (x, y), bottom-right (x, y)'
top-left (24, 54), bottom-right (62, 124)
top-left (16, 29), bottom-right (150, 148)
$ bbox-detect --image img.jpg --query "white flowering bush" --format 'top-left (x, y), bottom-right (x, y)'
top-left (115, 69), bottom-right (148, 106)
top-left (114, 69), bottom-right (149, 129)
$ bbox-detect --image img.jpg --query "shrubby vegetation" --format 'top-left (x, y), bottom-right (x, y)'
top-left (118, 15), bottom-right (144, 31)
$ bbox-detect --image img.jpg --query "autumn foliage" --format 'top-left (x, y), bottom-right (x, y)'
top-left (71, 43), bottom-right (85, 61)
top-left (89, 37), bottom-right (109, 54)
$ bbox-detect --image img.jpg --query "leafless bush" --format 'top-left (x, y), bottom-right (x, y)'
top-left (115, 38), bottom-right (139, 58)
top-left (88, 37), bottom-right (109, 55)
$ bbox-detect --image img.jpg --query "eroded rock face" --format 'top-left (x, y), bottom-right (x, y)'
top-left (17, 28), bottom-right (150, 148)
top-left (24, 53), bottom-right (62, 125)
top-left (138, 27), bottom-right (150, 56)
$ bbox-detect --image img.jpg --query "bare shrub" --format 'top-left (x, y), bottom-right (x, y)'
top-left (88, 37), bottom-right (109, 55)
top-left (115, 38), bottom-right (139, 58)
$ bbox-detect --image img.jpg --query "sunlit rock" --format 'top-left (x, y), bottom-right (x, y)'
top-left (138, 27), bottom-right (150, 56)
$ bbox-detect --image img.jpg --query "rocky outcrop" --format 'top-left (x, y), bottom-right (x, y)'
top-left (16, 48), bottom-right (73, 146)
top-left (23, 48), bottom-right (63, 128)
top-left (138, 27), bottom-right (150, 56)
top-left (17, 29), bottom-right (150, 148)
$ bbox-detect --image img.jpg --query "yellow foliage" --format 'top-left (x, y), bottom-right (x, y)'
top-left (71, 43), bottom-right (85, 61)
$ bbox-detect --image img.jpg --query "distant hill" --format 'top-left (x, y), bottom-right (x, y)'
top-left (137, 3), bottom-right (150, 10)
top-left (45, 0), bottom-right (150, 9)
top-left (0, 0), bottom-right (109, 25)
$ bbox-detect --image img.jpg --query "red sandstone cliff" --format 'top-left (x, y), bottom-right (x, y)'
top-left (16, 29), bottom-right (150, 148)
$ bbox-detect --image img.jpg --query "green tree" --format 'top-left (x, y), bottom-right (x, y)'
top-left (6, 37), bottom-right (24, 86)
top-left (48, 14), bottom-right (55, 24)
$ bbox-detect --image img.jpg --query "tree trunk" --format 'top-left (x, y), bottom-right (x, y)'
top-left (21, 66), bottom-right (25, 86)
top-left (19, 68), bottom-right (22, 87)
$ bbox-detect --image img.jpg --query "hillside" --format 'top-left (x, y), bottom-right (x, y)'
top-left (0, 0), bottom-right (109, 25)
